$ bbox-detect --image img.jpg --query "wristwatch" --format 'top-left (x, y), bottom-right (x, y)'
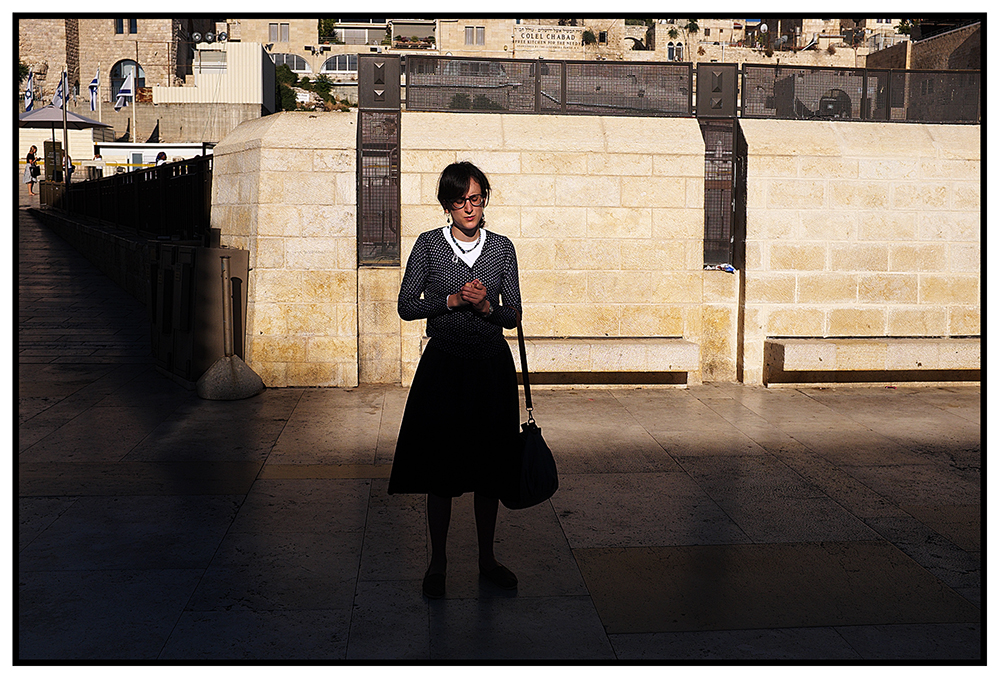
top-left (482, 304), bottom-right (493, 318)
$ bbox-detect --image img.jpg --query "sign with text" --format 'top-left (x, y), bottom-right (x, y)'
top-left (514, 25), bottom-right (584, 52)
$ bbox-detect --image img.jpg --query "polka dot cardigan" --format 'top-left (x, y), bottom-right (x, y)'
top-left (398, 227), bottom-right (521, 359)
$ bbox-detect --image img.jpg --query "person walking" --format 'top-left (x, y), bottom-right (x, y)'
top-left (388, 161), bottom-right (523, 599)
top-left (23, 145), bottom-right (39, 196)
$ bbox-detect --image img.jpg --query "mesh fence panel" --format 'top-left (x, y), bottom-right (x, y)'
top-left (358, 111), bottom-right (400, 265)
top-left (406, 56), bottom-right (693, 116)
top-left (742, 64), bottom-right (979, 123)
top-left (700, 119), bottom-right (736, 265)
top-left (887, 69), bottom-right (981, 123)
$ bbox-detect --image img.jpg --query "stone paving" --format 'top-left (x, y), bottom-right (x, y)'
top-left (17, 187), bottom-right (982, 661)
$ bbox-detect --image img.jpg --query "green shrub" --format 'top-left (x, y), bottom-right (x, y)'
top-left (448, 93), bottom-right (472, 109)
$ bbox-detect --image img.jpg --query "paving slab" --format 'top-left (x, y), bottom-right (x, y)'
top-left (574, 542), bottom-right (981, 634)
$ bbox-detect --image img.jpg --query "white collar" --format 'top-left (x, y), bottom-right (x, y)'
top-left (442, 225), bottom-right (486, 267)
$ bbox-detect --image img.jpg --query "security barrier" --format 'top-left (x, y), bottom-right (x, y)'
top-left (149, 243), bottom-right (249, 385)
top-left (57, 154), bottom-right (214, 242)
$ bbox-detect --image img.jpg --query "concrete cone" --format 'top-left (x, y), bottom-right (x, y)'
top-left (196, 354), bottom-right (265, 400)
top-left (196, 254), bottom-right (265, 400)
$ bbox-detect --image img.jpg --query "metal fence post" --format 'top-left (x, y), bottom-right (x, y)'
top-left (560, 60), bottom-right (567, 114)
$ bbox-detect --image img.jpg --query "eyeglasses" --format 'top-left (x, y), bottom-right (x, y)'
top-left (448, 194), bottom-right (485, 210)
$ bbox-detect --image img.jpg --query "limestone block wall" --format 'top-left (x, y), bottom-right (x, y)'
top-left (399, 112), bottom-right (707, 386)
top-left (211, 111), bottom-right (359, 387)
top-left (740, 119), bottom-right (980, 384)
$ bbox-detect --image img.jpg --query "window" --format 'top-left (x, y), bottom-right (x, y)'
top-left (599, 31), bottom-right (607, 43)
top-left (705, 28), bottom-right (711, 37)
top-left (196, 50), bottom-right (227, 74)
top-left (465, 26), bottom-right (485, 45)
top-left (269, 22), bottom-right (290, 42)
top-left (322, 54), bottom-right (358, 73)
top-left (271, 53), bottom-right (311, 73)
top-left (110, 59), bottom-right (145, 98)
top-left (342, 28), bottom-right (370, 45)
top-left (667, 42), bottom-right (683, 61)
top-left (114, 19), bottom-right (137, 35)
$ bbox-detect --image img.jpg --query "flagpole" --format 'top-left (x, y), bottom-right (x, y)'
top-left (62, 69), bottom-right (70, 186)
top-left (133, 41), bottom-right (139, 144)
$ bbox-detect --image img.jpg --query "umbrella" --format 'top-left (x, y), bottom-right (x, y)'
top-left (19, 105), bottom-right (112, 180)
top-left (19, 105), bottom-right (112, 130)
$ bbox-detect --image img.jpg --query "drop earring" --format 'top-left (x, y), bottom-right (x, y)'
top-left (445, 212), bottom-right (452, 226)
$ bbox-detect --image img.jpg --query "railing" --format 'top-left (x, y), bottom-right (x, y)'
top-left (741, 64), bottom-right (980, 124)
top-left (405, 55), bottom-right (694, 117)
top-left (58, 155), bottom-right (214, 242)
top-left (404, 55), bottom-right (980, 124)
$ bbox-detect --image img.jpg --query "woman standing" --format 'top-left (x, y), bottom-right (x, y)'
top-left (388, 161), bottom-right (522, 599)
top-left (23, 145), bottom-right (38, 196)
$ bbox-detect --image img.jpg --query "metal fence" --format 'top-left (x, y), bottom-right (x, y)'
top-left (742, 64), bottom-right (980, 124)
top-left (406, 55), bottom-right (693, 117)
top-left (59, 155), bottom-right (214, 242)
top-left (357, 111), bottom-right (402, 265)
top-left (404, 55), bottom-right (980, 125)
top-left (700, 118), bottom-right (747, 267)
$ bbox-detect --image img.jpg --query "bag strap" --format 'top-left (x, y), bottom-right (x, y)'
top-left (515, 314), bottom-right (534, 424)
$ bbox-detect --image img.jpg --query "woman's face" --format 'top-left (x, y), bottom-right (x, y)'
top-left (446, 178), bottom-right (485, 232)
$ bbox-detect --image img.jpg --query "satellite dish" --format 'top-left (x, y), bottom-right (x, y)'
top-left (192, 32), bottom-right (202, 42)
top-left (218, 31), bottom-right (228, 42)
top-left (205, 32), bottom-right (215, 43)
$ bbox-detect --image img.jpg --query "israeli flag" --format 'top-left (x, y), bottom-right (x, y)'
top-left (52, 72), bottom-right (65, 109)
top-left (89, 68), bottom-right (99, 111)
top-left (24, 71), bottom-right (34, 111)
top-left (114, 70), bottom-right (134, 111)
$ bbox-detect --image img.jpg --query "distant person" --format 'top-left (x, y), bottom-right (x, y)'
top-left (155, 151), bottom-right (167, 166)
top-left (23, 145), bottom-right (39, 196)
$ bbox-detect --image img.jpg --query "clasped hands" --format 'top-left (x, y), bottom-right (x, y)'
top-left (447, 278), bottom-right (491, 314)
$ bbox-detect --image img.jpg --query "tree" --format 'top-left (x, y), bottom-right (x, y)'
top-left (318, 19), bottom-right (339, 42)
top-left (278, 83), bottom-right (297, 111)
top-left (312, 74), bottom-right (334, 102)
top-left (582, 29), bottom-right (597, 45)
top-left (275, 63), bottom-right (297, 87)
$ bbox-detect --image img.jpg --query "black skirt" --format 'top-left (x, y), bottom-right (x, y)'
top-left (387, 338), bottom-right (521, 498)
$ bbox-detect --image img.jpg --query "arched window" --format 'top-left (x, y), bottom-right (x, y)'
top-left (675, 43), bottom-right (684, 61)
top-left (271, 52), bottom-right (311, 73)
top-left (322, 54), bottom-right (358, 73)
top-left (110, 60), bottom-right (145, 99)
top-left (667, 42), bottom-right (675, 61)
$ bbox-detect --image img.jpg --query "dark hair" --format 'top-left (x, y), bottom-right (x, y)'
top-left (437, 161), bottom-right (490, 211)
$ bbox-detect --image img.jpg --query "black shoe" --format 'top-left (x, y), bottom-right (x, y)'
top-left (422, 570), bottom-right (445, 599)
top-left (479, 563), bottom-right (518, 590)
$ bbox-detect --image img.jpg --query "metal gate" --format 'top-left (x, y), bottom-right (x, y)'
top-left (357, 55), bottom-right (402, 265)
top-left (699, 118), bottom-right (747, 268)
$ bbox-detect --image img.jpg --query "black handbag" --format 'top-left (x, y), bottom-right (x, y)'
top-left (500, 315), bottom-right (558, 510)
